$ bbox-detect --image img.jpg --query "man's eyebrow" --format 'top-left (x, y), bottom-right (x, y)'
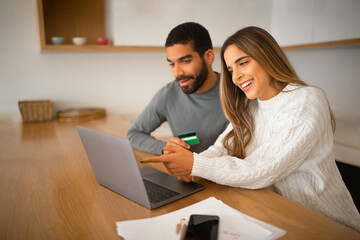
top-left (167, 54), bottom-right (193, 62)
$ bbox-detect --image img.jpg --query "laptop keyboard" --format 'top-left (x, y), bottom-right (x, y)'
top-left (143, 179), bottom-right (180, 204)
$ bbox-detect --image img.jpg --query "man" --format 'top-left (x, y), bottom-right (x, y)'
top-left (127, 22), bottom-right (228, 155)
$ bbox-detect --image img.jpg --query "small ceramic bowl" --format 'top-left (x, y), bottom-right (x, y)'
top-left (72, 37), bottom-right (87, 46)
top-left (51, 36), bottom-right (64, 45)
top-left (96, 37), bottom-right (108, 45)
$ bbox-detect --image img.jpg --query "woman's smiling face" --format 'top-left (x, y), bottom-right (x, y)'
top-left (224, 44), bottom-right (278, 100)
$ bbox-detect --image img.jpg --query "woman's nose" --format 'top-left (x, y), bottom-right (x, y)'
top-left (232, 69), bottom-right (244, 83)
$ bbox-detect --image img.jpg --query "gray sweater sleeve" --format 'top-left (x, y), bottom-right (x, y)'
top-left (127, 89), bottom-right (168, 155)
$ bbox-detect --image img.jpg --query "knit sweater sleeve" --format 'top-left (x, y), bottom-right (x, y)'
top-left (192, 87), bottom-right (332, 189)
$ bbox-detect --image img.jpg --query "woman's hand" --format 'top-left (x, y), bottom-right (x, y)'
top-left (177, 175), bottom-right (193, 183)
top-left (142, 145), bottom-right (194, 176)
top-left (163, 137), bottom-right (190, 154)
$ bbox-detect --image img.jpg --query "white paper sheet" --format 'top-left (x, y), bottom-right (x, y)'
top-left (116, 197), bottom-right (286, 240)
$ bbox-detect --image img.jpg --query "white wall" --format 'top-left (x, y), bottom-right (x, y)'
top-left (271, 0), bottom-right (360, 46)
top-left (286, 46), bottom-right (360, 122)
top-left (110, 0), bottom-right (272, 47)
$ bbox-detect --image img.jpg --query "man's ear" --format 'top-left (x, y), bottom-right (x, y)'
top-left (203, 49), bottom-right (215, 65)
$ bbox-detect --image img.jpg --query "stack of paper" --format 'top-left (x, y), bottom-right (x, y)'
top-left (116, 197), bottom-right (286, 240)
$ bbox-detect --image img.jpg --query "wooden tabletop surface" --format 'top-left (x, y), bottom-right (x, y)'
top-left (0, 115), bottom-right (359, 239)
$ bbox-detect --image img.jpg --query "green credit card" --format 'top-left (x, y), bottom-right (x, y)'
top-left (177, 131), bottom-right (200, 145)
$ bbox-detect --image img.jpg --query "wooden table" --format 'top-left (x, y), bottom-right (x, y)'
top-left (0, 115), bottom-right (359, 239)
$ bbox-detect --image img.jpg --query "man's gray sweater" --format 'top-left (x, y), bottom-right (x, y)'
top-left (127, 73), bottom-right (229, 155)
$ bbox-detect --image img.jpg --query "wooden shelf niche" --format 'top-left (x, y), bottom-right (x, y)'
top-left (38, 0), bottom-right (105, 49)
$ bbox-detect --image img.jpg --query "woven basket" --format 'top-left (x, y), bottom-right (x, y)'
top-left (18, 100), bottom-right (53, 123)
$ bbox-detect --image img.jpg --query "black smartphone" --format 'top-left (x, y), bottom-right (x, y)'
top-left (183, 214), bottom-right (219, 240)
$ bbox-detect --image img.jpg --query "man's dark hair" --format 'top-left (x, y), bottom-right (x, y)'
top-left (165, 22), bottom-right (213, 57)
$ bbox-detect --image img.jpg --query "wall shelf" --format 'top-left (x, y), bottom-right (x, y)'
top-left (40, 45), bottom-right (165, 52)
top-left (281, 38), bottom-right (360, 51)
top-left (37, 0), bottom-right (360, 52)
top-left (39, 39), bottom-right (360, 52)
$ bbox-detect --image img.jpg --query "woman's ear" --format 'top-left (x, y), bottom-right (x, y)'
top-left (203, 49), bottom-right (215, 65)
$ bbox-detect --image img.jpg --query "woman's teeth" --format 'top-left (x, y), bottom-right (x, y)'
top-left (241, 80), bottom-right (253, 88)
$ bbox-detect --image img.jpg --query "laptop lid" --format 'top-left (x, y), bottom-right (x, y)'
top-left (77, 126), bottom-right (152, 208)
top-left (76, 126), bottom-right (204, 209)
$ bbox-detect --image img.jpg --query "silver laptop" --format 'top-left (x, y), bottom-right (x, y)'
top-left (76, 126), bottom-right (204, 209)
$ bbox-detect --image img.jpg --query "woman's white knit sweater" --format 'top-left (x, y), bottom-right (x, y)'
top-left (192, 84), bottom-right (360, 231)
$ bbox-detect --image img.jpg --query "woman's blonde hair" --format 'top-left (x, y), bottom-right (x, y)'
top-left (220, 26), bottom-right (335, 158)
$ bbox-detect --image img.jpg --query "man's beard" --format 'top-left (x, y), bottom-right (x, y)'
top-left (176, 60), bottom-right (209, 94)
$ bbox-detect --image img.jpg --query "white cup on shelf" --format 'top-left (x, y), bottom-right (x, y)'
top-left (72, 37), bottom-right (87, 46)
top-left (51, 36), bottom-right (64, 45)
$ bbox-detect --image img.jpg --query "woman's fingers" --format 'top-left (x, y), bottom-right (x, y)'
top-left (141, 155), bottom-right (168, 163)
top-left (142, 146), bottom-right (179, 163)
top-left (142, 145), bottom-right (193, 176)
top-left (177, 175), bottom-right (192, 182)
top-left (164, 137), bottom-right (190, 152)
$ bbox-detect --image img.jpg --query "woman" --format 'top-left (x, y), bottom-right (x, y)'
top-left (143, 26), bottom-right (360, 231)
